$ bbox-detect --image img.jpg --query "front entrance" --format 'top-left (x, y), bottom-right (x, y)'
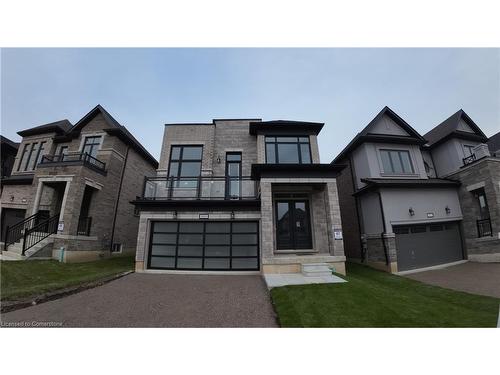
top-left (275, 200), bottom-right (312, 250)
top-left (0, 208), bottom-right (26, 242)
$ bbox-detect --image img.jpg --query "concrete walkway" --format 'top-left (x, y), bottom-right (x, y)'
top-left (405, 262), bottom-right (500, 298)
top-left (0, 273), bottom-right (279, 327)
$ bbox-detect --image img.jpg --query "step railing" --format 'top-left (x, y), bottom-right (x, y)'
top-left (4, 212), bottom-right (41, 250)
top-left (477, 218), bottom-right (492, 238)
top-left (22, 213), bottom-right (60, 255)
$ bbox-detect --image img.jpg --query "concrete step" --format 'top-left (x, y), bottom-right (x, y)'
top-left (0, 251), bottom-right (25, 261)
top-left (301, 263), bottom-right (333, 277)
top-left (3, 236), bottom-right (54, 259)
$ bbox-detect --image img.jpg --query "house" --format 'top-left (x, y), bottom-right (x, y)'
top-left (0, 105), bottom-right (158, 261)
top-left (1, 135), bottom-right (19, 180)
top-left (132, 118), bottom-right (346, 274)
top-left (423, 110), bottom-right (500, 262)
top-left (333, 106), bottom-right (465, 273)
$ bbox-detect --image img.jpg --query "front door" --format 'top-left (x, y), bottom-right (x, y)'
top-left (275, 200), bottom-right (312, 250)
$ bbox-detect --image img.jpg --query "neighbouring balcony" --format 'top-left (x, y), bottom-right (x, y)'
top-left (462, 153), bottom-right (476, 166)
top-left (142, 176), bottom-right (259, 200)
top-left (477, 218), bottom-right (492, 238)
top-left (39, 152), bottom-right (106, 173)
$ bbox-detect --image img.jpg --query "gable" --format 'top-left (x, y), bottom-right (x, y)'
top-left (457, 117), bottom-right (475, 133)
top-left (368, 114), bottom-right (412, 137)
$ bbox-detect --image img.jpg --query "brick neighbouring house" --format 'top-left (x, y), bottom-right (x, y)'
top-left (132, 118), bottom-right (346, 274)
top-left (0, 105), bottom-right (158, 262)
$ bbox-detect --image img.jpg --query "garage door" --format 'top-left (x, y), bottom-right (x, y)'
top-left (148, 221), bottom-right (259, 271)
top-left (394, 222), bottom-right (464, 272)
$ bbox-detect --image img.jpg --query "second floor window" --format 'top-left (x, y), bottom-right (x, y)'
top-left (82, 136), bottom-right (102, 158)
top-left (380, 149), bottom-right (414, 174)
top-left (168, 145), bottom-right (203, 179)
top-left (17, 141), bottom-right (46, 171)
top-left (265, 136), bottom-right (311, 164)
top-left (463, 144), bottom-right (475, 156)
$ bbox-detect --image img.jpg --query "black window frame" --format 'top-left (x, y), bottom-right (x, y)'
top-left (17, 143), bottom-right (30, 171)
top-left (167, 145), bottom-right (203, 190)
top-left (225, 152), bottom-right (242, 199)
top-left (474, 188), bottom-right (490, 219)
top-left (463, 144), bottom-right (475, 157)
top-left (265, 136), bottom-right (312, 164)
top-left (82, 136), bottom-right (103, 158)
top-left (380, 149), bottom-right (415, 174)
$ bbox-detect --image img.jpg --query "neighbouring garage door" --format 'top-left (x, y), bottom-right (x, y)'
top-left (148, 221), bottom-right (259, 271)
top-left (394, 222), bottom-right (464, 272)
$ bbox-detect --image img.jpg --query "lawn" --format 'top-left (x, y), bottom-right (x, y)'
top-left (1, 256), bottom-right (134, 301)
top-left (271, 263), bottom-right (499, 327)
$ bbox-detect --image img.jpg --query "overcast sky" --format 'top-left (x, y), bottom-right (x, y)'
top-left (1, 48), bottom-right (499, 162)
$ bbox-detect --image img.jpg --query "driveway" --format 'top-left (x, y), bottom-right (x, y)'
top-left (405, 262), bottom-right (500, 298)
top-left (0, 273), bottom-right (278, 327)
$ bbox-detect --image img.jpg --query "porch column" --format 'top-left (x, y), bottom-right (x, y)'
top-left (324, 181), bottom-right (345, 257)
top-left (260, 179), bottom-right (274, 259)
top-left (31, 181), bottom-right (44, 215)
top-left (57, 181), bottom-right (71, 233)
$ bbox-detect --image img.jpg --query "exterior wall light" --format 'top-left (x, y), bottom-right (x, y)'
top-left (173, 210), bottom-right (177, 219)
top-left (10, 195), bottom-right (14, 202)
top-left (231, 211), bottom-right (235, 220)
top-left (408, 207), bottom-right (415, 216)
top-left (445, 206), bottom-right (451, 215)
top-left (217, 155), bottom-right (221, 163)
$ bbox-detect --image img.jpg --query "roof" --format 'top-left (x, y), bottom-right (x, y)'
top-left (251, 163), bottom-right (345, 179)
top-left (353, 177), bottom-right (461, 196)
top-left (17, 119), bottom-right (72, 137)
top-left (249, 120), bottom-right (324, 136)
top-left (487, 131), bottom-right (500, 154)
top-left (332, 106), bottom-right (426, 164)
top-left (0, 174), bottom-right (34, 186)
top-left (423, 109), bottom-right (488, 147)
top-left (0, 135), bottom-right (19, 151)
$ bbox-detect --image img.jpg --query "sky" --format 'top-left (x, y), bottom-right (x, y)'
top-left (1, 48), bottom-right (499, 163)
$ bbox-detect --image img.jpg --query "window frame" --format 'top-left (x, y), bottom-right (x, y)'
top-left (82, 135), bottom-right (103, 158)
top-left (167, 145), bottom-right (204, 178)
top-left (265, 135), bottom-right (312, 164)
top-left (17, 143), bottom-right (30, 171)
top-left (463, 144), bottom-right (475, 157)
top-left (379, 148), bottom-right (415, 175)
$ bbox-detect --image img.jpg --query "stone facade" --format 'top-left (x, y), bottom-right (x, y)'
top-left (447, 158), bottom-right (500, 261)
top-left (361, 234), bottom-right (398, 273)
top-left (0, 107), bottom-right (157, 262)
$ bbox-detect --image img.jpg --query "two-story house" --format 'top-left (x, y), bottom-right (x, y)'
top-left (0, 105), bottom-right (158, 261)
top-left (423, 110), bottom-right (500, 262)
top-left (333, 107), bottom-right (464, 273)
top-left (1, 135), bottom-right (19, 180)
top-left (132, 119), bottom-right (346, 275)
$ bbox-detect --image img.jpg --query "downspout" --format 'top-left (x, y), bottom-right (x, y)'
top-left (376, 190), bottom-right (389, 266)
top-left (109, 145), bottom-right (130, 251)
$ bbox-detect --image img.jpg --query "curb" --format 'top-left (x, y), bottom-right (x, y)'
top-left (1, 270), bottom-right (134, 313)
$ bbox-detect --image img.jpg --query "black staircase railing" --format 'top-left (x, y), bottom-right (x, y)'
top-left (4, 212), bottom-right (41, 250)
top-left (76, 217), bottom-right (92, 236)
top-left (22, 213), bottom-right (60, 255)
top-left (477, 218), bottom-right (493, 238)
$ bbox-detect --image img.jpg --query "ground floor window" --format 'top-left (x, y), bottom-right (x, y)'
top-left (148, 221), bottom-right (259, 270)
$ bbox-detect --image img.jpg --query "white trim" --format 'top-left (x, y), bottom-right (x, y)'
top-left (78, 132), bottom-right (105, 153)
top-left (84, 178), bottom-right (103, 190)
top-left (396, 260), bottom-right (468, 275)
top-left (466, 181), bottom-right (486, 192)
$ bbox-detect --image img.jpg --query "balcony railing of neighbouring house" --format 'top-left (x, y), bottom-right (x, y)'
top-left (76, 217), bottom-right (92, 236)
top-left (39, 152), bottom-right (106, 172)
top-left (462, 153), bottom-right (476, 166)
top-left (141, 176), bottom-right (259, 200)
top-left (477, 218), bottom-right (493, 238)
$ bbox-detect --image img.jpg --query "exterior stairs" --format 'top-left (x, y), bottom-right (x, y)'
top-left (1, 234), bottom-right (55, 261)
top-left (301, 263), bottom-right (334, 277)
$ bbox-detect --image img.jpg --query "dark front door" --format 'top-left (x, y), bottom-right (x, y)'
top-left (275, 200), bottom-right (312, 250)
top-left (1, 208), bottom-right (26, 242)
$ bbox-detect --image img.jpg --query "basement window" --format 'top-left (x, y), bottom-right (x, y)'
top-left (111, 243), bottom-right (123, 253)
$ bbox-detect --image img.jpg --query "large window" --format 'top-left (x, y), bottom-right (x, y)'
top-left (82, 136), bottom-right (102, 158)
top-left (380, 149), bottom-right (414, 174)
top-left (17, 141), bottom-right (46, 171)
top-left (463, 144), bottom-right (475, 157)
top-left (265, 136), bottom-right (311, 164)
top-left (168, 145), bottom-right (203, 188)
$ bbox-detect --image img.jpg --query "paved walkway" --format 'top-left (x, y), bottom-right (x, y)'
top-left (405, 262), bottom-right (500, 298)
top-left (1, 273), bottom-right (279, 327)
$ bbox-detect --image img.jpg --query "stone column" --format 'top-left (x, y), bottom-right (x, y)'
top-left (260, 179), bottom-right (274, 259)
top-left (324, 180), bottom-right (345, 257)
top-left (30, 180), bottom-right (44, 215)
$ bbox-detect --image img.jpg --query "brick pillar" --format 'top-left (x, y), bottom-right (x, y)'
top-left (324, 180), bottom-right (345, 257)
top-left (260, 180), bottom-right (274, 259)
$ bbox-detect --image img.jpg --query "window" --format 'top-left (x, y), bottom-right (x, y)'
top-left (380, 149), bottom-right (414, 174)
top-left (265, 136), bottom-right (311, 164)
top-left (56, 145), bottom-right (69, 160)
top-left (168, 145), bottom-right (203, 188)
top-left (226, 152), bottom-right (242, 198)
top-left (17, 142), bottom-right (46, 171)
top-left (474, 189), bottom-right (490, 219)
top-left (111, 243), bottom-right (122, 253)
top-left (17, 143), bottom-right (30, 171)
top-left (34, 141), bottom-right (46, 166)
top-left (463, 144), bottom-right (475, 157)
top-left (82, 136), bottom-right (102, 158)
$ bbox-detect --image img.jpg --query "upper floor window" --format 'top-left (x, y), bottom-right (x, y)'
top-left (168, 145), bottom-right (203, 178)
top-left (463, 144), bottom-right (475, 157)
top-left (17, 141), bottom-right (46, 172)
top-left (82, 136), bottom-right (102, 158)
top-left (380, 149), bottom-right (414, 174)
top-left (265, 136), bottom-right (311, 164)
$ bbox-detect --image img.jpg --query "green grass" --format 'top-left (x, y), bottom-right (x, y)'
top-left (271, 263), bottom-right (499, 327)
top-left (1, 256), bottom-right (134, 301)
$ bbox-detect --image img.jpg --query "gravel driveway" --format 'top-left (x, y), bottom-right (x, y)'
top-left (1, 273), bottom-right (278, 327)
top-left (405, 262), bottom-right (500, 298)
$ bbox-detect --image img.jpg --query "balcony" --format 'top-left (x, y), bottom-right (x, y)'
top-left (39, 153), bottom-right (106, 173)
top-left (477, 218), bottom-right (492, 238)
top-left (142, 176), bottom-right (259, 201)
top-left (462, 153), bottom-right (476, 166)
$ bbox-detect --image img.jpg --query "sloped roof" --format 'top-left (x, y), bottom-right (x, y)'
top-left (0, 135), bottom-right (19, 151)
top-left (423, 109), bottom-right (488, 147)
top-left (332, 106), bottom-right (425, 164)
top-left (249, 119), bottom-right (324, 135)
top-left (353, 177), bottom-right (461, 196)
top-left (17, 119), bottom-right (73, 137)
top-left (487, 131), bottom-right (500, 154)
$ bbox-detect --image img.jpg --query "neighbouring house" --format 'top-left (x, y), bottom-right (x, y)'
top-left (132, 119), bottom-right (346, 274)
top-left (0, 105), bottom-right (158, 262)
top-left (333, 106), bottom-right (465, 273)
top-left (423, 110), bottom-right (500, 262)
top-left (1, 135), bottom-right (19, 180)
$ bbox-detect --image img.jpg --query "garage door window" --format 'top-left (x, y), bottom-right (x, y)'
top-left (148, 221), bottom-right (259, 270)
